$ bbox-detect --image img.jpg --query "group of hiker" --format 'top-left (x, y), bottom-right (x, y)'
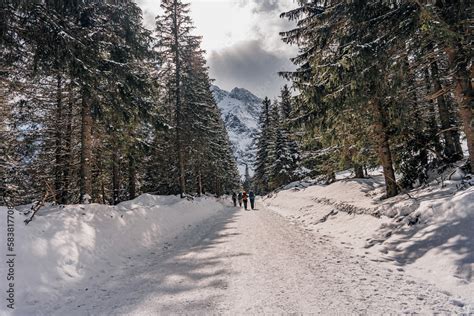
top-left (231, 191), bottom-right (256, 210)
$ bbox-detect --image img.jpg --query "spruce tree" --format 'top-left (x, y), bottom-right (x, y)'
top-left (280, 85), bottom-right (292, 120)
top-left (267, 94), bottom-right (300, 189)
top-left (1, 1), bottom-right (157, 204)
top-left (152, 0), bottom-right (239, 197)
top-left (155, 0), bottom-right (197, 197)
top-left (1, 1), bottom-right (240, 205)
top-left (254, 97), bottom-right (272, 194)
top-left (280, 0), bottom-right (474, 195)
top-left (280, 1), bottom-right (423, 197)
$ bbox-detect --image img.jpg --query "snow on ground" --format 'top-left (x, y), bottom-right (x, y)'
top-left (264, 171), bottom-right (474, 309)
top-left (1, 199), bottom-right (467, 314)
top-left (0, 194), bottom-right (231, 315)
top-left (0, 185), bottom-right (471, 314)
top-left (1, 167), bottom-right (472, 314)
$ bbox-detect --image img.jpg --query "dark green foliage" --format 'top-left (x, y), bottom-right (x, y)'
top-left (279, 0), bottom-right (472, 196)
top-left (254, 89), bottom-right (301, 193)
top-left (1, 0), bottom-right (239, 205)
top-left (254, 97), bottom-right (272, 193)
top-left (144, 0), bottom-right (239, 197)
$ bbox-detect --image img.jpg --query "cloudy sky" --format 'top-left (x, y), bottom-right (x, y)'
top-left (136, 0), bottom-right (297, 98)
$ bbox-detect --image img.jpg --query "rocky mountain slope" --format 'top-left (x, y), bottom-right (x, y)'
top-left (212, 85), bottom-right (261, 177)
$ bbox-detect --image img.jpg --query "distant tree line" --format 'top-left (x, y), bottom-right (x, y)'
top-left (0, 0), bottom-right (239, 206)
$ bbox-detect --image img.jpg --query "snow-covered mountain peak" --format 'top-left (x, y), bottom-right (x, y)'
top-left (229, 87), bottom-right (261, 104)
top-left (210, 85), bottom-right (228, 103)
top-left (212, 85), bottom-right (262, 177)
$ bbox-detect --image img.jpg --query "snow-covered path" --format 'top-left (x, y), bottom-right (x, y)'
top-left (47, 206), bottom-right (462, 315)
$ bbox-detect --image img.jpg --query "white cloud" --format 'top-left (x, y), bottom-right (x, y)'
top-left (136, 0), bottom-right (297, 97)
top-left (208, 40), bottom-right (295, 98)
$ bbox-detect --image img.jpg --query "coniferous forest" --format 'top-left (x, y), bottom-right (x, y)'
top-left (1, 0), bottom-right (473, 204)
top-left (253, 0), bottom-right (472, 198)
top-left (0, 1), bottom-right (473, 314)
top-left (0, 0), bottom-right (239, 205)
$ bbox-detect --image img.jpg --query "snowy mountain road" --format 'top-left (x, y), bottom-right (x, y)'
top-left (51, 206), bottom-right (463, 315)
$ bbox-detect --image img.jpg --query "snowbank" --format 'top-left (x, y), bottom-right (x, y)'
top-left (0, 194), bottom-right (231, 314)
top-left (264, 176), bottom-right (474, 307)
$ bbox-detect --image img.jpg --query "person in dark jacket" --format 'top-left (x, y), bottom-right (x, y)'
top-left (242, 191), bottom-right (249, 210)
top-left (249, 191), bottom-right (256, 210)
top-left (232, 192), bottom-right (237, 207)
top-left (238, 192), bottom-right (243, 207)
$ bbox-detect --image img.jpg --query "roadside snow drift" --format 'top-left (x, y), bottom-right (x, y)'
top-left (0, 194), bottom-right (230, 314)
top-left (264, 175), bottom-right (474, 307)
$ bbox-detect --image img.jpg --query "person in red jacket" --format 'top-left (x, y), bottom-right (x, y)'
top-left (242, 191), bottom-right (249, 210)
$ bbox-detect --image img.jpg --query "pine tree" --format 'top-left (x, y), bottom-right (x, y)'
top-left (1, 1), bottom-right (240, 205)
top-left (430, 1), bottom-right (473, 171)
top-left (429, 60), bottom-right (463, 162)
top-left (1, 1), bottom-right (158, 205)
top-left (280, 85), bottom-right (292, 120)
top-left (269, 126), bottom-right (293, 189)
top-left (280, 1), bottom-right (431, 197)
top-left (152, 0), bottom-right (239, 197)
top-left (267, 94), bottom-right (300, 189)
top-left (278, 1), bottom-right (473, 195)
top-left (155, 0), bottom-right (197, 197)
top-left (0, 82), bottom-right (18, 204)
top-left (254, 97), bottom-right (272, 194)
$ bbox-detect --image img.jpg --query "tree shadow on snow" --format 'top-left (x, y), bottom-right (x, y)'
top-left (46, 207), bottom-right (248, 314)
top-left (377, 210), bottom-right (474, 283)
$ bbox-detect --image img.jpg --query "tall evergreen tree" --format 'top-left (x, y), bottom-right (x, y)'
top-left (155, 0), bottom-right (197, 197)
top-left (279, 0), bottom-right (472, 197)
top-left (0, 1), bottom-right (164, 205)
top-left (254, 97), bottom-right (272, 194)
top-left (280, 85), bottom-right (292, 120)
top-left (265, 93), bottom-right (301, 189)
top-left (151, 0), bottom-right (239, 197)
top-left (0, 1), bottom-right (157, 205)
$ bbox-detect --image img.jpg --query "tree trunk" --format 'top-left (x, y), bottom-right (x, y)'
top-left (128, 148), bottom-right (136, 200)
top-left (430, 61), bottom-right (463, 162)
top-left (370, 99), bottom-right (398, 198)
top-left (214, 176), bottom-right (220, 197)
top-left (354, 164), bottom-right (364, 178)
top-left (424, 68), bottom-right (442, 149)
top-left (197, 168), bottom-right (203, 196)
top-left (95, 148), bottom-right (107, 204)
top-left (112, 143), bottom-right (120, 205)
top-left (446, 47), bottom-right (474, 171)
top-left (405, 51), bottom-right (439, 155)
top-left (80, 89), bottom-right (93, 203)
top-left (0, 81), bottom-right (10, 187)
top-left (54, 73), bottom-right (63, 202)
top-left (409, 52), bottom-right (438, 165)
top-left (101, 176), bottom-right (106, 204)
top-left (61, 85), bottom-right (74, 204)
top-left (173, 0), bottom-right (186, 198)
top-left (177, 143), bottom-right (186, 197)
top-left (446, 97), bottom-right (464, 157)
